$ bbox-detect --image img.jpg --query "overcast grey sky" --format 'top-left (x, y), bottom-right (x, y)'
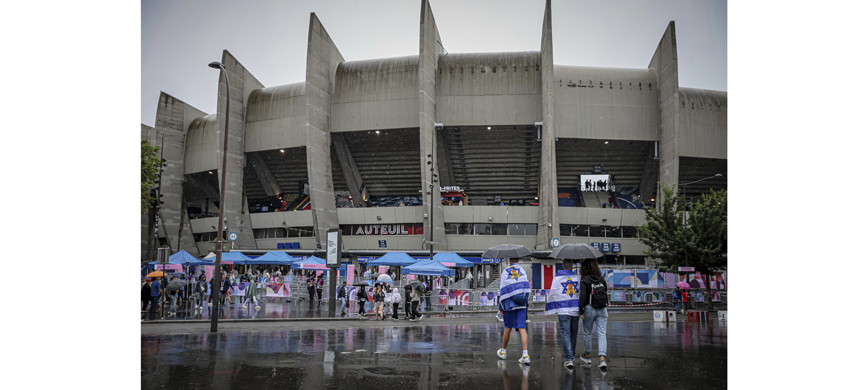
top-left (141, 0), bottom-right (726, 126)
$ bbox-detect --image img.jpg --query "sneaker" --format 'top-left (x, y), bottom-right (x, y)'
top-left (419, 314), bottom-right (425, 320)
top-left (497, 348), bottom-right (507, 360)
top-left (518, 355), bottom-right (530, 365)
top-left (579, 354), bottom-right (592, 364)
top-left (495, 312), bottom-right (504, 322)
top-left (599, 359), bottom-right (607, 370)
top-left (564, 360), bottom-right (574, 369)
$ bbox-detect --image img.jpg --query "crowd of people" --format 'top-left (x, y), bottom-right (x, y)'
top-left (142, 257), bottom-right (617, 371)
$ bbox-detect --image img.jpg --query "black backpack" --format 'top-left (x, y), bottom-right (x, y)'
top-left (588, 277), bottom-right (608, 309)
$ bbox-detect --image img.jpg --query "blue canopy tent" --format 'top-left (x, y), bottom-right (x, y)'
top-left (433, 252), bottom-right (474, 267)
top-left (291, 256), bottom-right (329, 270)
top-left (219, 252), bottom-right (254, 264)
top-left (242, 251), bottom-right (296, 266)
top-left (402, 260), bottom-right (456, 277)
top-left (146, 249), bottom-right (212, 267)
top-left (367, 252), bottom-right (417, 267)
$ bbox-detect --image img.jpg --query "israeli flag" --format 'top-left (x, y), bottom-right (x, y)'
top-left (499, 263), bottom-right (531, 311)
top-left (545, 270), bottom-right (580, 316)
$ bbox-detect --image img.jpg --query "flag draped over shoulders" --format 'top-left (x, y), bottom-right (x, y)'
top-left (545, 270), bottom-right (580, 316)
top-left (499, 263), bottom-right (531, 311)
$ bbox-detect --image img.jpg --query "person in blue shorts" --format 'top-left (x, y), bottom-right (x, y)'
top-left (496, 258), bottom-right (532, 365)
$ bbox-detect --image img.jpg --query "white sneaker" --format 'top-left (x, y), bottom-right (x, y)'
top-left (564, 360), bottom-right (574, 369)
top-left (599, 359), bottom-right (607, 370)
top-left (495, 312), bottom-right (504, 322)
top-left (255, 306), bottom-right (261, 311)
top-left (518, 355), bottom-right (530, 365)
top-left (579, 354), bottom-right (592, 364)
top-left (497, 348), bottom-right (507, 360)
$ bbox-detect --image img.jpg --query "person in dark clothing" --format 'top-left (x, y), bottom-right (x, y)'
top-left (337, 281), bottom-right (347, 315)
top-left (307, 275), bottom-right (316, 302)
top-left (356, 286), bottom-right (368, 316)
top-left (404, 283), bottom-right (413, 319)
top-left (141, 279), bottom-right (152, 312)
top-left (578, 258), bottom-right (609, 370)
top-left (316, 275), bottom-right (324, 301)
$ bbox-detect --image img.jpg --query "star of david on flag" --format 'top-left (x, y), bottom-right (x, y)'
top-left (507, 266), bottom-right (524, 280)
top-left (560, 278), bottom-right (578, 297)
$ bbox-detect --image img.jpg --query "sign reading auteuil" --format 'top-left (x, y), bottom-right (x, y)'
top-left (341, 223), bottom-right (424, 236)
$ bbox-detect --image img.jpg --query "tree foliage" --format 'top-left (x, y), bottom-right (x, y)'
top-left (638, 185), bottom-right (727, 275)
top-left (141, 140), bottom-right (161, 214)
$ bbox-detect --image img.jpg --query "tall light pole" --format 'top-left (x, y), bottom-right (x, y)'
top-left (426, 152), bottom-right (437, 263)
top-left (208, 61), bottom-right (230, 333)
top-left (681, 173), bottom-right (723, 267)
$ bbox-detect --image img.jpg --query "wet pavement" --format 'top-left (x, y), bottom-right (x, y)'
top-left (141, 313), bottom-right (727, 389)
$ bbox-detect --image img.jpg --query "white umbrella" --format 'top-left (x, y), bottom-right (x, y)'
top-left (376, 274), bottom-right (394, 284)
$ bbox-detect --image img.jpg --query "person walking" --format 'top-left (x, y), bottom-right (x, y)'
top-left (244, 275), bottom-right (260, 310)
top-left (149, 276), bottom-right (162, 313)
top-left (373, 285), bottom-right (385, 320)
top-left (403, 282), bottom-right (413, 319)
top-left (141, 279), bottom-right (152, 312)
top-left (337, 281), bottom-right (347, 316)
top-left (383, 285), bottom-right (392, 318)
top-left (316, 275), bottom-right (324, 302)
top-left (220, 274), bottom-right (232, 312)
top-left (195, 275), bottom-right (208, 310)
top-left (579, 257), bottom-right (609, 370)
top-left (306, 274), bottom-right (316, 302)
top-left (545, 259), bottom-right (581, 369)
top-left (356, 285), bottom-right (368, 316)
top-left (673, 286), bottom-right (682, 313)
top-left (390, 284), bottom-right (401, 320)
top-left (496, 257), bottom-right (532, 365)
top-left (409, 284), bottom-right (424, 321)
top-left (683, 288), bottom-right (690, 311)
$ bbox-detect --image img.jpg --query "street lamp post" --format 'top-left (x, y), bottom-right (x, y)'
top-left (208, 61), bottom-right (230, 333)
top-left (680, 173), bottom-right (723, 267)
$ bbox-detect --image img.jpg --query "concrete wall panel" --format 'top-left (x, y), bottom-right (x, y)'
top-left (245, 82), bottom-right (307, 152)
top-left (554, 66), bottom-right (658, 140)
top-left (436, 52), bottom-right (541, 126)
top-left (332, 56), bottom-right (419, 131)
top-left (678, 88), bottom-right (727, 159)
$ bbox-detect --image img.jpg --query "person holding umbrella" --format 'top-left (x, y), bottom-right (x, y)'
top-left (403, 281), bottom-right (413, 319)
top-left (545, 259), bottom-right (581, 369)
top-left (409, 283), bottom-right (424, 321)
top-left (373, 284), bottom-right (386, 320)
top-left (390, 284), bottom-right (402, 320)
top-left (166, 276), bottom-right (186, 317)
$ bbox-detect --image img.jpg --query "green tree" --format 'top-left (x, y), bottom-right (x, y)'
top-left (638, 185), bottom-right (727, 310)
top-left (141, 140), bottom-right (161, 214)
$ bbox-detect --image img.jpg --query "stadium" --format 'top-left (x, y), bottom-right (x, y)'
top-left (141, 0), bottom-right (726, 287)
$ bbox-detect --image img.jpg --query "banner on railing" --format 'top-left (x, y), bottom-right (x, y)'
top-left (266, 283), bottom-right (291, 298)
top-left (480, 291), bottom-right (498, 306)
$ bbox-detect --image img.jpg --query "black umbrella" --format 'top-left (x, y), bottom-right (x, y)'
top-left (165, 279), bottom-right (186, 292)
top-left (549, 243), bottom-right (603, 260)
top-left (482, 244), bottom-right (532, 259)
top-left (409, 280), bottom-right (423, 290)
top-left (352, 281), bottom-right (370, 287)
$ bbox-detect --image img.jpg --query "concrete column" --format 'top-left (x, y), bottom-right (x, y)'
top-left (648, 22), bottom-right (680, 204)
top-left (419, 0), bottom-right (447, 251)
top-left (536, 0), bottom-right (559, 250)
top-left (247, 152), bottom-right (282, 197)
top-left (305, 13), bottom-right (344, 247)
top-left (332, 133), bottom-right (368, 206)
top-left (640, 142), bottom-right (660, 201)
top-left (216, 50), bottom-right (264, 249)
top-left (152, 93), bottom-right (207, 257)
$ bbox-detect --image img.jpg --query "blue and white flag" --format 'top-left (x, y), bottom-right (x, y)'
top-left (545, 270), bottom-right (580, 316)
top-left (499, 263), bottom-right (531, 311)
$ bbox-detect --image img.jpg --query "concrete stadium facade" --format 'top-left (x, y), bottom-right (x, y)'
top-left (141, 0), bottom-right (726, 274)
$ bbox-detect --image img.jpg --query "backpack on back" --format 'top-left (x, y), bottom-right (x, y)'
top-left (588, 277), bottom-right (608, 309)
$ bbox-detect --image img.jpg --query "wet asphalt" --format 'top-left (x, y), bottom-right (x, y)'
top-left (141, 307), bottom-right (727, 389)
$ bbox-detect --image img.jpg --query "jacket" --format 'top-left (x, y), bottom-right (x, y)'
top-left (410, 287), bottom-right (421, 302)
top-left (578, 274), bottom-right (608, 316)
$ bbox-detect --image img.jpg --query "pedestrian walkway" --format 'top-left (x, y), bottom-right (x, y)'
top-left (142, 294), bottom-right (724, 323)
